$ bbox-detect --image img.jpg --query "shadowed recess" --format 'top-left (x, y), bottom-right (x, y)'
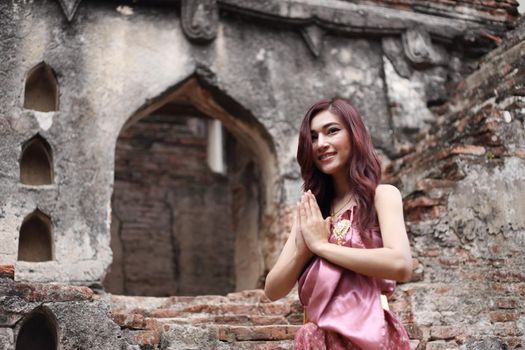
top-left (23, 62), bottom-right (59, 112)
top-left (15, 309), bottom-right (57, 350)
top-left (20, 135), bottom-right (54, 185)
top-left (18, 210), bottom-right (53, 262)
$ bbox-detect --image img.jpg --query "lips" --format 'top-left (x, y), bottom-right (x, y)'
top-left (318, 152), bottom-right (336, 161)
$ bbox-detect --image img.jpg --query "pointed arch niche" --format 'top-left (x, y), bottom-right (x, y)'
top-left (104, 78), bottom-right (278, 296)
top-left (23, 62), bottom-right (59, 112)
top-left (18, 209), bottom-right (53, 262)
top-left (15, 306), bottom-right (57, 350)
top-left (20, 134), bottom-right (54, 186)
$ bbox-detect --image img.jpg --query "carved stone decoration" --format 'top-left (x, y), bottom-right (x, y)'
top-left (300, 25), bottom-right (325, 57)
top-left (382, 37), bottom-right (412, 78)
top-left (56, 0), bottom-right (83, 22)
top-left (181, 0), bottom-right (219, 43)
top-left (402, 27), bottom-right (435, 66)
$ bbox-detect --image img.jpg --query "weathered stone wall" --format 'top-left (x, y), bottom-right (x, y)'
top-left (346, 0), bottom-right (519, 23)
top-left (1, 0), bottom-right (462, 282)
top-left (1, 0), bottom-right (523, 349)
top-left (1, 0), bottom-right (516, 286)
top-left (385, 17), bottom-right (525, 349)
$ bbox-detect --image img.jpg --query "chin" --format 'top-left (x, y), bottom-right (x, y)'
top-left (317, 165), bottom-right (342, 175)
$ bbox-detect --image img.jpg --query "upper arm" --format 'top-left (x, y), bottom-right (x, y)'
top-left (374, 184), bottom-right (412, 260)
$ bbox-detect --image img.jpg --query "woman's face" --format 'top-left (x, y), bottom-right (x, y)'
top-left (310, 110), bottom-right (352, 176)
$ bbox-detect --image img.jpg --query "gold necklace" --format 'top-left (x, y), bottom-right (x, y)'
top-left (330, 193), bottom-right (354, 218)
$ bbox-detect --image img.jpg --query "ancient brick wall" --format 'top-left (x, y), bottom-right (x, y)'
top-left (104, 111), bottom-right (264, 296)
top-left (385, 17), bottom-right (525, 349)
top-left (105, 113), bottom-right (236, 296)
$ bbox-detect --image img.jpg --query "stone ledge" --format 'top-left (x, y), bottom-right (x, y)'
top-left (0, 265), bottom-right (14, 279)
top-left (0, 278), bottom-right (94, 303)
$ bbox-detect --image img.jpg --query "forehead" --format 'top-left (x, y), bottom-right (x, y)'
top-left (310, 110), bottom-right (344, 132)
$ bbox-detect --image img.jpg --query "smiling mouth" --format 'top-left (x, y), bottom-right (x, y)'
top-left (318, 152), bottom-right (336, 161)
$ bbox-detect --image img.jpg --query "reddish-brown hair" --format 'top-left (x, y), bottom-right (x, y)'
top-left (296, 98), bottom-right (381, 231)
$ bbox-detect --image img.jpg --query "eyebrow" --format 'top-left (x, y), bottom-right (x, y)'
top-left (311, 122), bottom-right (341, 133)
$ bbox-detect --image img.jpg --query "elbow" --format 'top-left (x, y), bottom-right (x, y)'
top-left (263, 285), bottom-right (281, 302)
top-left (263, 274), bottom-right (281, 302)
top-left (394, 258), bottom-right (413, 282)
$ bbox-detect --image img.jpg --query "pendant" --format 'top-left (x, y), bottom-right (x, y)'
top-left (333, 219), bottom-right (351, 245)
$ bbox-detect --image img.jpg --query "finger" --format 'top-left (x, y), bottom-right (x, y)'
top-left (298, 201), bottom-right (307, 220)
top-left (307, 192), bottom-right (321, 218)
top-left (304, 190), bottom-right (312, 217)
top-left (306, 193), bottom-right (315, 218)
top-left (301, 192), bottom-right (308, 206)
top-left (291, 206), bottom-right (298, 234)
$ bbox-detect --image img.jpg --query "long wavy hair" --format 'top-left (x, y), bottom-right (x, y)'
top-left (296, 98), bottom-right (382, 231)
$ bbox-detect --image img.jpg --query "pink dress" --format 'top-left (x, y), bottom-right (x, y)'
top-left (294, 206), bottom-right (410, 350)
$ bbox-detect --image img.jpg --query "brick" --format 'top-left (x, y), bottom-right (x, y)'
top-left (250, 316), bottom-right (289, 326)
top-left (493, 322), bottom-right (519, 337)
top-left (212, 315), bottom-right (252, 325)
top-left (217, 325), bottom-right (300, 342)
top-left (148, 308), bottom-right (183, 318)
top-left (227, 340), bottom-right (294, 350)
top-left (490, 270), bottom-right (525, 282)
top-left (426, 340), bottom-right (459, 349)
top-left (404, 196), bottom-right (442, 210)
top-left (111, 312), bottom-right (146, 329)
top-left (438, 256), bottom-right (461, 267)
top-left (128, 329), bottom-right (161, 346)
top-left (489, 310), bottom-right (520, 322)
top-left (3, 281), bottom-right (93, 302)
top-left (0, 265), bottom-right (14, 279)
top-left (494, 297), bottom-right (519, 309)
top-left (435, 145), bottom-right (486, 161)
top-left (430, 325), bottom-right (461, 340)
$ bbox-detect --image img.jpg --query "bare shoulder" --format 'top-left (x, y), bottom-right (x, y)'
top-left (374, 184), bottom-right (402, 205)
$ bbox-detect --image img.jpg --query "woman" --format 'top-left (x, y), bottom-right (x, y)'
top-left (264, 98), bottom-right (412, 349)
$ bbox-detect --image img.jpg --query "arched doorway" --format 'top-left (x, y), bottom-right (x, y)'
top-left (15, 307), bottom-right (57, 350)
top-left (103, 78), bottom-right (278, 296)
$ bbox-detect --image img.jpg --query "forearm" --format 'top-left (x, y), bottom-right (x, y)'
top-left (264, 248), bottom-right (311, 301)
top-left (314, 243), bottom-right (412, 282)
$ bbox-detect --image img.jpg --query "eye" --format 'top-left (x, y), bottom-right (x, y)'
top-left (327, 127), bottom-right (340, 135)
top-left (311, 134), bottom-right (318, 141)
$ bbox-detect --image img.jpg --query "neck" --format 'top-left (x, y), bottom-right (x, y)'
top-left (332, 171), bottom-right (351, 199)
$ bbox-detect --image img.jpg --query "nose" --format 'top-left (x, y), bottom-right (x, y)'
top-left (316, 133), bottom-right (329, 150)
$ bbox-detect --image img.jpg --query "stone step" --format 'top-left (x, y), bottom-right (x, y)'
top-left (112, 312), bottom-right (294, 329)
top-left (122, 324), bottom-right (299, 349)
top-left (110, 290), bottom-right (302, 320)
top-left (109, 289), bottom-right (303, 348)
top-left (216, 324), bottom-right (300, 342)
